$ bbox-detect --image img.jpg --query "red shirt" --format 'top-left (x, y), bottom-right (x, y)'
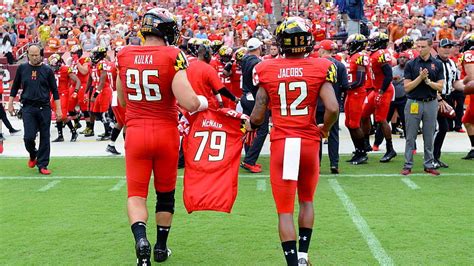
top-left (186, 60), bottom-right (224, 110)
top-left (183, 109), bottom-right (246, 213)
top-left (347, 52), bottom-right (369, 92)
top-left (253, 57), bottom-right (336, 141)
top-left (17, 22), bottom-right (27, 36)
top-left (460, 50), bottom-right (474, 79)
top-left (90, 60), bottom-right (110, 89)
top-left (71, 57), bottom-right (91, 85)
top-left (117, 46), bottom-right (188, 125)
top-left (55, 65), bottom-right (73, 93)
top-left (210, 60), bottom-right (232, 88)
top-left (229, 64), bottom-right (242, 98)
top-left (369, 49), bottom-right (394, 91)
top-left (105, 61), bottom-right (117, 91)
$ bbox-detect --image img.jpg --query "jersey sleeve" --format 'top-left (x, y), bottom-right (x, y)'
top-left (252, 63), bottom-right (262, 87)
top-left (462, 51), bottom-right (474, 65)
top-left (355, 54), bottom-right (368, 67)
top-left (174, 50), bottom-right (189, 71)
top-left (377, 51), bottom-right (391, 64)
top-left (326, 63), bottom-right (337, 84)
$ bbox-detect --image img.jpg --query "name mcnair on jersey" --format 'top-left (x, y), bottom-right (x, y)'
top-left (134, 55), bottom-right (153, 65)
top-left (277, 67), bottom-right (304, 78)
top-left (202, 119), bottom-right (223, 129)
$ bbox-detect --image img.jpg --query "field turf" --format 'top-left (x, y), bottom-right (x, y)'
top-left (0, 154), bottom-right (473, 265)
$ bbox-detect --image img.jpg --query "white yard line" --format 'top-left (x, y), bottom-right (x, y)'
top-left (401, 178), bottom-right (420, 190)
top-left (109, 180), bottom-right (127, 191)
top-left (329, 179), bottom-right (394, 266)
top-left (38, 180), bottom-right (61, 192)
top-left (0, 172), bottom-right (472, 180)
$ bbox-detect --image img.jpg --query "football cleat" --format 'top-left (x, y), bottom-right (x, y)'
top-left (84, 129), bottom-right (95, 137)
top-left (97, 135), bottom-right (111, 141)
top-left (71, 132), bottom-right (78, 142)
top-left (351, 153), bottom-right (368, 165)
top-left (240, 162), bottom-right (262, 173)
top-left (106, 145), bottom-right (121, 155)
top-left (330, 166), bottom-right (339, 174)
top-left (379, 150), bottom-right (397, 163)
top-left (154, 245), bottom-right (172, 263)
top-left (79, 127), bottom-right (89, 134)
top-left (298, 257), bottom-right (310, 266)
top-left (462, 150), bottom-right (474, 160)
top-left (52, 136), bottom-right (64, 142)
top-left (135, 238), bottom-right (151, 266)
top-left (39, 168), bottom-right (51, 175)
top-left (434, 159), bottom-right (448, 169)
top-left (74, 122), bottom-right (82, 130)
top-left (401, 168), bottom-right (411, 176)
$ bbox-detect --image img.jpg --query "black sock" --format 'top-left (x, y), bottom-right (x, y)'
top-left (57, 121), bottom-right (63, 137)
top-left (86, 121), bottom-right (91, 129)
top-left (386, 138), bottom-right (393, 151)
top-left (90, 121), bottom-right (95, 131)
top-left (355, 137), bottom-right (365, 151)
top-left (0, 133), bottom-right (3, 138)
top-left (66, 121), bottom-right (76, 132)
top-left (103, 122), bottom-right (111, 135)
top-left (281, 240), bottom-right (298, 266)
top-left (470, 135), bottom-right (474, 148)
top-left (156, 225), bottom-right (171, 250)
top-left (364, 135), bottom-right (370, 148)
top-left (298, 228), bottom-right (313, 253)
top-left (111, 127), bottom-right (121, 142)
top-left (131, 222), bottom-right (147, 242)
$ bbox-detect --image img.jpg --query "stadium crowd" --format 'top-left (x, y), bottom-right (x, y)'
top-left (1, 0), bottom-right (474, 265)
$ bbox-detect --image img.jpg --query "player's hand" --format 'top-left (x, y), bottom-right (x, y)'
top-left (7, 102), bottom-right (15, 116)
top-left (244, 130), bottom-right (256, 146)
top-left (318, 124), bottom-right (329, 138)
top-left (72, 91), bottom-right (78, 99)
top-left (244, 119), bottom-right (253, 132)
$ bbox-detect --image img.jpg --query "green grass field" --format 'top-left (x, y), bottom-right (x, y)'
top-left (0, 154), bottom-right (473, 265)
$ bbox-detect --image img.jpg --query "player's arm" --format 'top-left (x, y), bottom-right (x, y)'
top-left (116, 73), bottom-right (126, 108)
top-left (172, 70), bottom-right (207, 112)
top-left (379, 63), bottom-right (393, 93)
top-left (249, 87), bottom-right (268, 127)
top-left (462, 63), bottom-right (474, 94)
top-left (77, 59), bottom-right (89, 75)
top-left (68, 72), bottom-right (81, 93)
top-left (217, 87), bottom-right (237, 102)
top-left (94, 70), bottom-right (107, 98)
top-left (223, 61), bottom-right (233, 76)
top-left (349, 65), bottom-right (366, 90)
top-left (318, 81), bottom-right (339, 137)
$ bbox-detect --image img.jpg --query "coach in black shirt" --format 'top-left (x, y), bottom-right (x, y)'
top-left (402, 37), bottom-right (444, 176)
top-left (7, 45), bottom-right (61, 175)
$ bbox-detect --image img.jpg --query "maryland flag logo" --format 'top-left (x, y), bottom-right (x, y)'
top-left (326, 64), bottom-right (337, 83)
top-left (174, 51), bottom-right (188, 71)
top-left (31, 71), bottom-right (37, 80)
top-left (378, 52), bottom-right (390, 63)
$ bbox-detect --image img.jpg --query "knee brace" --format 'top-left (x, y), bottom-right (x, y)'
top-left (155, 190), bottom-right (175, 214)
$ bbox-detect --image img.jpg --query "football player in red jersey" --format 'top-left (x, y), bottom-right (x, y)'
top-left (394, 36), bottom-right (419, 60)
top-left (361, 32), bottom-right (397, 163)
top-left (222, 47), bottom-right (247, 109)
top-left (460, 34), bottom-right (474, 159)
top-left (210, 39), bottom-right (223, 58)
top-left (211, 45), bottom-right (233, 92)
top-left (87, 46), bottom-right (113, 140)
top-left (106, 46), bottom-right (125, 155)
top-left (344, 34), bottom-right (369, 164)
top-left (67, 45), bottom-right (91, 132)
top-left (262, 42), bottom-right (280, 60)
top-left (187, 43), bottom-right (238, 109)
top-left (249, 17), bottom-right (339, 266)
top-left (48, 54), bottom-right (81, 142)
top-left (116, 8), bottom-right (208, 265)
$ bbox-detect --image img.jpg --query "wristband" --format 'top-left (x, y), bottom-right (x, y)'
top-left (93, 91), bottom-right (100, 98)
top-left (196, 95), bottom-right (208, 111)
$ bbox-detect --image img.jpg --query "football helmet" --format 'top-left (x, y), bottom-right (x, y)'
top-left (48, 54), bottom-right (62, 72)
top-left (90, 46), bottom-right (108, 64)
top-left (70, 44), bottom-right (83, 58)
top-left (218, 45), bottom-right (233, 64)
top-left (346, 33), bottom-right (367, 55)
top-left (275, 16), bottom-right (313, 55)
top-left (461, 33), bottom-right (474, 53)
top-left (234, 47), bottom-right (248, 64)
top-left (141, 7), bottom-right (179, 45)
top-left (187, 38), bottom-right (198, 56)
top-left (210, 40), bottom-right (223, 55)
top-left (114, 46), bottom-right (124, 56)
top-left (367, 32), bottom-right (389, 52)
top-left (395, 35), bottom-right (414, 53)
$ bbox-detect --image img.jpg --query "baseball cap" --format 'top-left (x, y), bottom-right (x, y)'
top-left (439, 39), bottom-right (453, 48)
top-left (246, 38), bottom-right (263, 51)
top-left (316, 40), bottom-right (336, 50)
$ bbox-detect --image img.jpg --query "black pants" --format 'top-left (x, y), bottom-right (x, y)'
top-left (0, 105), bottom-right (15, 131)
top-left (374, 97), bottom-right (407, 146)
top-left (316, 110), bottom-right (339, 168)
top-left (433, 114), bottom-right (449, 160)
top-left (22, 105), bottom-right (52, 169)
top-left (4, 52), bottom-right (14, 64)
top-left (241, 95), bottom-right (269, 165)
top-left (446, 91), bottom-right (465, 131)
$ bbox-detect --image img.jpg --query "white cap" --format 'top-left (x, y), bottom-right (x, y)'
top-left (246, 38), bottom-right (263, 51)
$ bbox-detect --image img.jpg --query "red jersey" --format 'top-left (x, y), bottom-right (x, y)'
top-left (369, 49), bottom-right (394, 90)
top-left (90, 60), bottom-right (109, 89)
top-left (210, 60), bottom-right (232, 87)
top-left (187, 55), bottom-right (197, 64)
top-left (186, 60), bottom-right (224, 110)
top-left (347, 52), bottom-right (369, 91)
top-left (460, 50), bottom-right (474, 79)
top-left (55, 65), bottom-right (73, 93)
top-left (17, 22), bottom-right (27, 36)
top-left (71, 57), bottom-right (90, 85)
top-left (117, 46), bottom-right (188, 125)
top-left (105, 61), bottom-right (117, 91)
top-left (229, 63), bottom-right (242, 98)
top-left (183, 109), bottom-right (246, 213)
top-left (253, 57), bottom-right (337, 141)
